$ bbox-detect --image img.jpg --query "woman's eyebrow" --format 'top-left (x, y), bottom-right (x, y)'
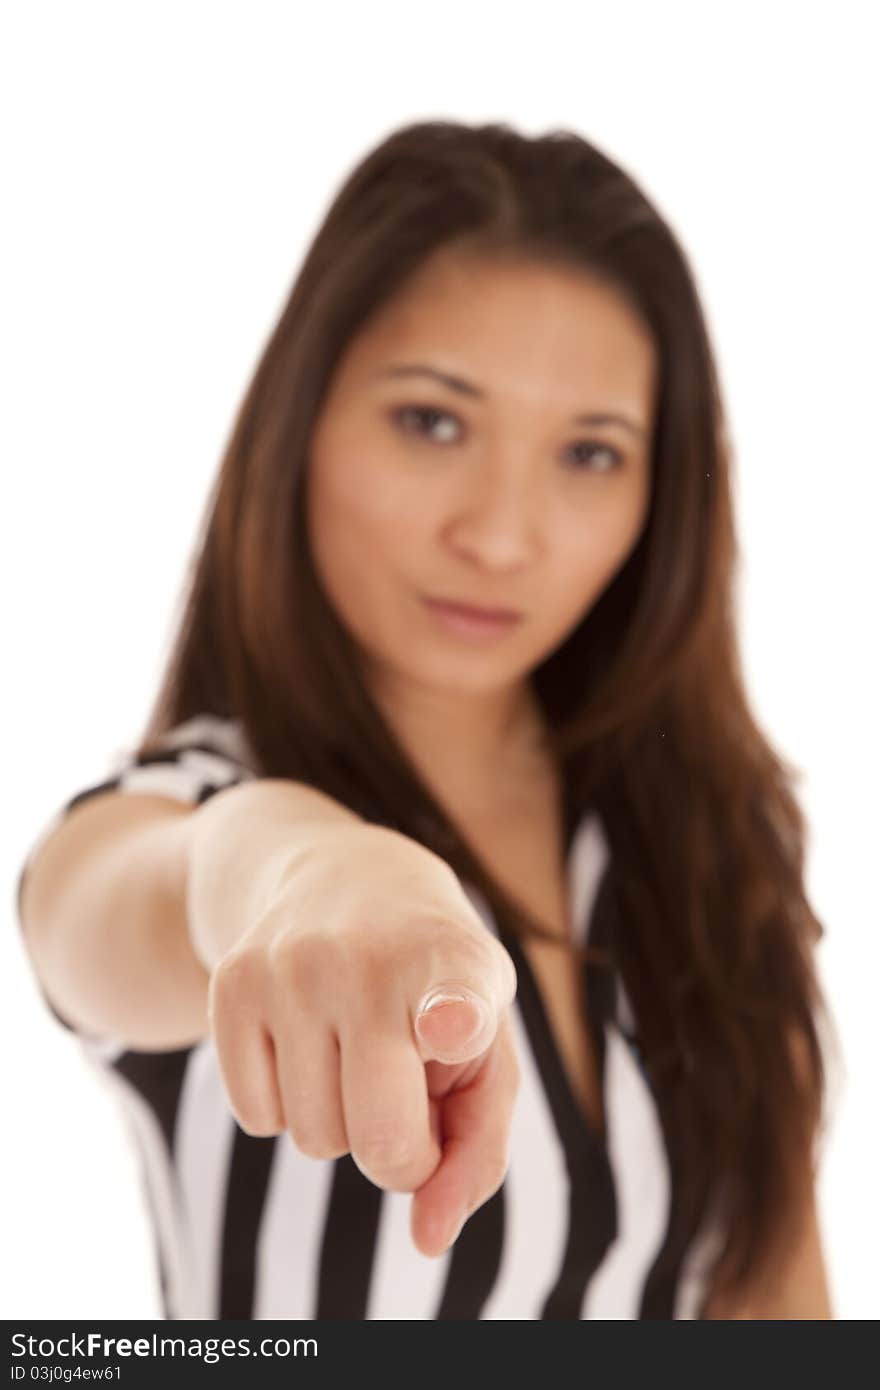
top-left (373, 362), bottom-right (647, 439)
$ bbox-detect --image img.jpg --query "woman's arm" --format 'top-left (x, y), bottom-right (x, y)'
top-left (18, 778), bottom-right (364, 1050)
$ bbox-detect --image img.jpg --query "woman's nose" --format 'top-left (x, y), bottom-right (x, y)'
top-left (445, 456), bottom-right (541, 566)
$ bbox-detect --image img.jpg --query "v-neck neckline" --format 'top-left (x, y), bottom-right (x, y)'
top-left (504, 922), bottom-right (613, 1156)
top-left (462, 808), bottom-right (620, 1156)
top-left (530, 808), bottom-right (617, 1149)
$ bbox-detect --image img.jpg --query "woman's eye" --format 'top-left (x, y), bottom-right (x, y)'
top-left (391, 404), bottom-right (461, 443)
top-left (390, 407), bottom-right (623, 473)
top-left (566, 441), bottom-right (623, 472)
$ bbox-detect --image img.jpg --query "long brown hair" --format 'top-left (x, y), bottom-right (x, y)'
top-left (135, 120), bottom-right (839, 1315)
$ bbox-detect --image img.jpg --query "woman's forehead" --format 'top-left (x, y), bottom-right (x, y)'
top-left (336, 254), bottom-right (657, 420)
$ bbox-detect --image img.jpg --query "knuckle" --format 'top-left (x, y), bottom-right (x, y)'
top-left (209, 969), bottom-right (262, 1035)
top-left (213, 946), bottom-right (261, 1000)
top-left (281, 1083), bottom-right (348, 1160)
top-left (267, 927), bottom-right (330, 990)
top-left (338, 919), bottom-right (394, 979)
top-left (354, 1132), bottom-right (417, 1181)
top-left (232, 1100), bottom-right (281, 1137)
top-left (289, 1121), bottom-right (348, 1161)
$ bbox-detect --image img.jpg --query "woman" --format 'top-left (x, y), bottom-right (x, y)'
top-left (16, 119), bottom-right (838, 1319)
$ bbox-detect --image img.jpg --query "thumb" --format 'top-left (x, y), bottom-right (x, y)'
top-left (413, 984), bottom-right (495, 1064)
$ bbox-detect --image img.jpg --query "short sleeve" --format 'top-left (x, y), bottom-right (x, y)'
top-left (15, 713), bottom-right (258, 1040)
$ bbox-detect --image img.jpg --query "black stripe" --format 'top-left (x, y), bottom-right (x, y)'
top-left (540, 1141), bottom-right (618, 1318)
top-left (113, 1048), bottom-right (193, 1158)
top-left (111, 1048), bottom-right (193, 1318)
top-left (501, 926), bottom-right (596, 1154)
top-left (196, 778), bottom-right (243, 805)
top-left (120, 743), bottom-right (250, 770)
top-left (634, 1078), bottom-right (715, 1321)
top-left (313, 1154), bottom-right (383, 1319)
top-left (67, 775), bottom-right (125, 812)
top-left (500, 864), bottom-right (621, 1317)
top-left (433, 1183), bottom-right (506, 1318)
top-left (595, 876), bottom-right (696, 1320)
top-left (605, 889), bottom-right (701, 1321)
top-left (494, 906), bottom-right (617, 1317)
top-left (218, 1130), bottom-right (278, 1318)
top-left (636, 1127), bottom-right (699, 1319)
top-left (591, 868), bottom-right (709, 1321)
top-left (64, 744), bottom-right (248, 812)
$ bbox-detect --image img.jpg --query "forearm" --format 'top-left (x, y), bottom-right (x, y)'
top-left (21, 779), bottom-right (364, 1051)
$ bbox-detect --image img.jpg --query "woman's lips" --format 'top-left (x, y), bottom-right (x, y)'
top-left (419, 595), bottom-right (524, 638)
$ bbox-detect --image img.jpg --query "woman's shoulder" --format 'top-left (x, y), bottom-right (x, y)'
top-left (17, 712), bottom-right (258, 928)
top-left (80, 710), bottom-right (259, 808)
top-left (126, 711), bottom-right (258, 776)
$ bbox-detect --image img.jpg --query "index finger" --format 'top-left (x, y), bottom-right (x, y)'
top-left (409, 1007), bottom-right (520, 1257)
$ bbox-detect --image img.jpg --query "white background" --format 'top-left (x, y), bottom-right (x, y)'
top-left (3, 1), bottom-right (877, 1320)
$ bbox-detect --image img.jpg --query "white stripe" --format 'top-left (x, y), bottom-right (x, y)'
top-left (86, 1059), bottom-right (198, 1318)
top-left (673, 1201), bottom-right (724, 1319)
top-left (568, 812), bottom-right (610, 946)
top-left (175, 1042), bottom-right (237, 1318)
top-left (252, 1135), bottom-right (336, 1319)
top-left (112, 750), bottom-right (250, 802)
top-left (111, 714), bottom-right (256, 770)
top-left (580, 1020), bottom-right (671, 1318)
top-left (366, 1192), bottom-right (454, 1319)
top-left (570, 814), bottom-right (673, 1318)
top-left (568, 814), bottom-right (638, 1034)
top-left (615, 973), bottom-right (637, 1034)
top-left (81, 1036), bottom-right (127, 1067)
top-left (479, 994), bottom-right (570, 1318)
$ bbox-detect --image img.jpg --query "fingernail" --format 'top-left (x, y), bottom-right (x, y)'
top-left (416, 987), bottom-right (489, 1045)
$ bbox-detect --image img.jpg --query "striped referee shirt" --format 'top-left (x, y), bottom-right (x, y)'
top-left (16, 714), bottom-right (722, 1319)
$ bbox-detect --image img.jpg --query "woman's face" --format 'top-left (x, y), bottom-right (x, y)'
top-left (306, 249), bottom-right (657, 705)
